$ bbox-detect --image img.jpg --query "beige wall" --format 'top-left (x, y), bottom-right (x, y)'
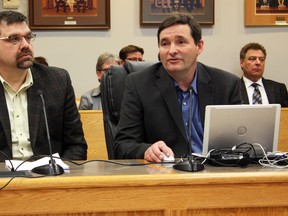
top-left (1, 0), bottom-right (288, 97)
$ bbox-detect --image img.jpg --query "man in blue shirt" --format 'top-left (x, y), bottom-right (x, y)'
top-left (114, 14), bottom-right (241, 162)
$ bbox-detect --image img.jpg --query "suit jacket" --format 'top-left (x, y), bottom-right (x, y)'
top-left (0, 63), bottom-right (87, 161)
top-left (79, 86), bottom-right (102, 110)
top-left (240, 77), bottom-right (288, 107)
top-left (114, 62), bottom-right (241, 159)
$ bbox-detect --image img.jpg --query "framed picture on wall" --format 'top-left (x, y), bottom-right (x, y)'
top-left (245, 0), bottom-right (288, 26)
top-left (29, 0), bottom-right (110, 30)
top-left (140, 0), bottom-right (214, 26)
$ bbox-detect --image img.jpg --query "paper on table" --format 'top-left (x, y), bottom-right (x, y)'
top-left (5, 153), bottom-right (69, 171)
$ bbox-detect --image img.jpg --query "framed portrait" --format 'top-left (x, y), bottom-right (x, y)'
top-left (245, 0), bottom-right (288, 26)
top-left (29, 0), bottom-right (110, 30)
top-left (140, 0), bottom-right (214, 26)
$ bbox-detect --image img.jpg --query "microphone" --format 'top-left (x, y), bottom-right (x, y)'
top-left (31, 90), bottom-right (64, 176)
top-left (173, 87), bottom-right (204, 172)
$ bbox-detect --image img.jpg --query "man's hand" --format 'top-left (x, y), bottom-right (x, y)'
top-left (144, 141), bottom-right (174, 162)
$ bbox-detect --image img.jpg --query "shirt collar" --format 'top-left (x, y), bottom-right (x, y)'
top-left (243, 76), bottom-right (263, 88)
top-left (174, 64), bottom-right (199, 94)
top-left (0, 69), bottom-right (34, 92)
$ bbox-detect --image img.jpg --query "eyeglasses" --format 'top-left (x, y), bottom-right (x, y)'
top-left (126, 57), bottom-right (144, 62)
top-left (0, 33), bottom-right (36, 45)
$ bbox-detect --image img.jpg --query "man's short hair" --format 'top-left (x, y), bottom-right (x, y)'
top-left (96, 52), bottom-right (120, 71)
top-left (240, 42), bottom-right (267, 60)
top-left (119, 45), bottom-right (144, 61)
top-left (157, 13), bottom-right (202, 46)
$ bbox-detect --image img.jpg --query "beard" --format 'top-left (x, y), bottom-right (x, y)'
top-left (16, 49), bottom-right (34, 70)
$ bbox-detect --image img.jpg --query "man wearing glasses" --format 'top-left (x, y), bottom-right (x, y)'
top-left (0, 11), bottom-right (87, 161)
top-left (119, 44), bottom-right (145, 65)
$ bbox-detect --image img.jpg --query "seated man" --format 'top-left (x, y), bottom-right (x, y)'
top-left (114, 14), bottom-right (241, 162)
top-left (0, 11), bottom-right (87, 161)
top-left (239, 42), bottom-right (288, 106)
top-left (79, 52), bottom-right (120, 110)
top-left (119, 45), bottom-right (144, 64)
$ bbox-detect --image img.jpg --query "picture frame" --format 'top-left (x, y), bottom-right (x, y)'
top-left (245, 0), bottom-right (288, 26)
top-left (140, 0), bottom-right (214, 26)
top-left (29, 0), bottom-right (110, 30)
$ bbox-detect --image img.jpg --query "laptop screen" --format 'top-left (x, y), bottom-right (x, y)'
top-left (202, 104), bottom-right (281, 157)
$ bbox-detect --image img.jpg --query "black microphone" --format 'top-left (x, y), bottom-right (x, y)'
top-left (173, 87), bottom-right (204, 172)
top-left (31, 90), bottom-right (64, 176)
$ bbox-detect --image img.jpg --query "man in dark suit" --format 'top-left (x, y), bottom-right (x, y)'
top-left (239, 42), bottom-right (288, 107)
top-left (114, 14), bottom-right (241, 162)
top-left (0, 11), bottom-right (87, 161)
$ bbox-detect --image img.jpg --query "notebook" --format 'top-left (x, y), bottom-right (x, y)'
top-left (202, 104), bottom-right (281, 158)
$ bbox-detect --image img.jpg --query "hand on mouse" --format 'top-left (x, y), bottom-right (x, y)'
top-left (144, 140), bottom-right (174, 162)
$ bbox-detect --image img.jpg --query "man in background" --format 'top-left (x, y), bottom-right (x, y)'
top-left (239, 42), bottom-right (288, 106)
top-left (0, 11), bottom-right (87, 161)
top-left (34, 56), bottom-right (49, 66)
top-left (119, 44), bottom-right (144, 64)
top-left (79, 52), bottom-right (120, 110)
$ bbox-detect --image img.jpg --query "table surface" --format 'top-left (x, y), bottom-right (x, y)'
top-left (1, 160), bottom-right (288, 216)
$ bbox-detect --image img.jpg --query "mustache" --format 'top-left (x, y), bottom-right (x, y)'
top-left (17, 49), bottom-right (33, 58)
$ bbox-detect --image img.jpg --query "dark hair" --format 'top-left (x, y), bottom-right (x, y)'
top-left (240, 42), bottom-right (267, 60)
top-left (119, 45), bottom-right (144, 61)
top-left (157, 13), bottom-right (202, 45)
top-left (0, 10), bottom-right (27, 25)
top-left (34, 56), bottom-right (49, 66)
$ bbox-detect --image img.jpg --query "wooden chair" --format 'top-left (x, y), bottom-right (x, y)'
top-left (79, 110), bottom-right (107, 160)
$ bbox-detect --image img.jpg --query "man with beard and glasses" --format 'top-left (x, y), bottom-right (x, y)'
top-left (0, 11), bottom-right (87, 161)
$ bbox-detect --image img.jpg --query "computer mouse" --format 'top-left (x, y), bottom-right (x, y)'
top-left (161, 152), bottom-right (175, 162)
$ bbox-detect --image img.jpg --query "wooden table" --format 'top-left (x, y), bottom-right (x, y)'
top-left (0, 160), bottom-right (288, 216)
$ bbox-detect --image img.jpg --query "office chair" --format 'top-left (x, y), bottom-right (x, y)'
top-left (100, 61), bottom-right (156, 159)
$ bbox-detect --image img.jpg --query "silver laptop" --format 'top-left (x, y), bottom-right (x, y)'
top-left (202, 104), bottom-right (281, 157)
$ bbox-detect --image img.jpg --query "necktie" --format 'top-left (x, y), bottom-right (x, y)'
top-left (251, 83), bottom-right (262, 104)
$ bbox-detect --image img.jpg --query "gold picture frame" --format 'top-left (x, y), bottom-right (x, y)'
top-left (29, 0), bottom-right (110, 30)
top-left (140, 0), bottom-right (214, 26)
top-left (245, 0), bottom-right (288, 26)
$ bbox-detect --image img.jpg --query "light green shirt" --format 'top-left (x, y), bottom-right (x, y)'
top-left (0, 70), bottom-right (34, 159)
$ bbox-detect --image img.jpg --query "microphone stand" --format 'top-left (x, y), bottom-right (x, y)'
top-left (173, 87), bottom-right (204, 172)
top-left (31, 91), bottom-right (64, 176)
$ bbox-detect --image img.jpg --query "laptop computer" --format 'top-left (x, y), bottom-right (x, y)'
top-left (202, 104), bottom-right (281, 158)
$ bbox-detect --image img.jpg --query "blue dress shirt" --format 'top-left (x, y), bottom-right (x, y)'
top-left (175, 67), bottom-right (203, 154)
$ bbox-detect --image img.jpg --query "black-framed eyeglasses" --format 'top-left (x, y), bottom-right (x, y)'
top-left (0, 33), bottom-right (36, 45)
top-left (126, 57), bottom-right (144, 62)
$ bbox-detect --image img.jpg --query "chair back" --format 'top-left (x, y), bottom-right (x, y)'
top-left (101, 61), bottom-right (156, 159)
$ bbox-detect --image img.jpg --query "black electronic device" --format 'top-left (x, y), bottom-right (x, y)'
top-left (208, 150), bottom-right (251, 167)
top-left (0, 151), bottom-right (31, 177)
top-left (31, 90), bottom-right (64, 176)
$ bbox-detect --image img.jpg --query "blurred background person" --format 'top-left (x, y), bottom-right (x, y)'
top-left (79, 52), bottom-right (120, 110)
top-left (239, 42), bottom-right (288, 106)
top-left (34, 56), bottom-right (48, 66)
top-left (119, 44), bottom-right (144, 64)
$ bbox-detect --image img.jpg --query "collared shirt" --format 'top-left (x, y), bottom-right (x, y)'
top-left (243, 76), bottom-right (269, 104)
top-left (175, 66), bottom-right (203, 154)
top-left (0, 70), bottom-right (34, 159)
